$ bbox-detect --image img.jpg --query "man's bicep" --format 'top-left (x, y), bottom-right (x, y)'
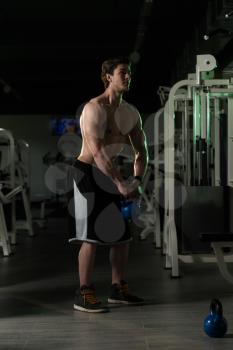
top-left (128, 121), bottom-right (147, 155)
top-left (85, 133), bottom-right (105, 157)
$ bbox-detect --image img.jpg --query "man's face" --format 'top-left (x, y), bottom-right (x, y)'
top-left (110, 63), bottom-right (131, 92)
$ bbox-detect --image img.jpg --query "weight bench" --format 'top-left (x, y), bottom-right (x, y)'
top-left (200, 233), bottom-right (233, 285)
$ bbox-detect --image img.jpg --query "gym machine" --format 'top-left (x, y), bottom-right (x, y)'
top-left (0, 128), bottom-right (34, 254)
top-left (158, 54), bottom-right (233, 282)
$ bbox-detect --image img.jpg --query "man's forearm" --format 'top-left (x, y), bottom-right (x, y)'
top-left (93, 151), bottom-right (123, 186)
top-left (94, 150), bottom-right (148, 199)
top-left (133, 152), bottom-right (148, 181)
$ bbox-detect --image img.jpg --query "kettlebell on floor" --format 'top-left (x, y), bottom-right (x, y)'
top-left (203, 298), bottom-right (227, 338)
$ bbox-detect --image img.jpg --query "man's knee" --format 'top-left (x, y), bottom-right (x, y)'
top-left (81, 241), bottom-right (98, 251)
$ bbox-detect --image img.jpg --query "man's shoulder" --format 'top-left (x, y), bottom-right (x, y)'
top-left (81, 97), bottom-right (106, 124)
top-left (120, 100), bottom-right (140, 116)
top-left (84, 98), bottom-right (104, 113)
top-left (86, 96), bottom-right (106, 109)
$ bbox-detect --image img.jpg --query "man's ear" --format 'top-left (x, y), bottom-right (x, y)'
top-left (106, 74), bottom-right (112, 83)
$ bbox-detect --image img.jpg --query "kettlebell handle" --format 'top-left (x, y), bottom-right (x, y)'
top-left (210, 298), bottom-right (223, 317)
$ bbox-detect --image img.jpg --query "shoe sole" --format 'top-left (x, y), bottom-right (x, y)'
top-left (74, 304), bottom-right (109, 313)
top-left (107, 298), bottom-right (144, 305)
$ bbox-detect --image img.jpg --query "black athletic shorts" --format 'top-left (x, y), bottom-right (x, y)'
top-left (68, 159), bottom-right (132, 245)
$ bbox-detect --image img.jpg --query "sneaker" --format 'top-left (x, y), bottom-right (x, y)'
top-left (74, 285), bottom-right (109, 313)
top-left (108, 280), bottom-right (144, 305)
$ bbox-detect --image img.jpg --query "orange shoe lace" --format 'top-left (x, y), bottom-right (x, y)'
top-left (120, 283), bottom-right (129, 295)
top-left (82, 289), bottom-right (99, 305)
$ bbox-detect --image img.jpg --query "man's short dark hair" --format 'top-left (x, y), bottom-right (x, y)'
top-left (101, 56), bottom-right (131, 88)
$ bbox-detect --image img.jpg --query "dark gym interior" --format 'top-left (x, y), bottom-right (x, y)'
top-left (1, 0), bottom-right (233, 349)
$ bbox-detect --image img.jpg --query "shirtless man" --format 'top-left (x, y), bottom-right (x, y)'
top-left (70, 56), bottom-right (148, 313)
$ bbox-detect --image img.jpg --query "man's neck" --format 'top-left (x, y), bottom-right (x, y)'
top-left (103, 88), bottom-right (123, 108)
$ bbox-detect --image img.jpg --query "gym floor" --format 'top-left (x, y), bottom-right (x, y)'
top-left (1, 217), bottom-right (233, 350)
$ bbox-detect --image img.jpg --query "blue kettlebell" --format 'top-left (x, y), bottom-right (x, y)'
top-left (203, 299), bottom-right (227, 338)
top-left (120, 200), bottom-right (133, 221)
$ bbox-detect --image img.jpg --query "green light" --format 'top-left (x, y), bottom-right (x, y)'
top-left (206, 93), bottom-right (211, 145)
top-left (210, 93), bottom-right (233, 97)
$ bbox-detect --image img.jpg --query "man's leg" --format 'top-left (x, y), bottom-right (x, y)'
top-left (74, 242), bottom-right (108, 312)
top-left (78, 242), bottom-right (97, 287)
top-left (110, 243), bottom-right (129, 284)
top-left (108, 242), bottom-right (144, 305)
